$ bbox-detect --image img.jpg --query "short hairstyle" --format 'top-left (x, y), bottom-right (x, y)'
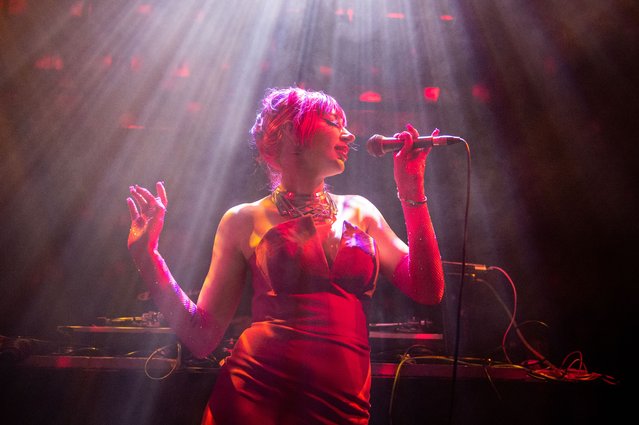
top-left (250, 87), bottom-right (347, 187)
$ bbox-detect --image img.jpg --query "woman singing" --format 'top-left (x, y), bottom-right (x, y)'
top-left (127, 87), bottom-right (445, 424)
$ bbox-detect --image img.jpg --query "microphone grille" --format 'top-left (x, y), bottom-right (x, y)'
top-left (366, 134), bottom-right (385, 157)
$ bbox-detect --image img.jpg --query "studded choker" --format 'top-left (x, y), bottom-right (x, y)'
top-left (271, 186), bottom-right (337, 225)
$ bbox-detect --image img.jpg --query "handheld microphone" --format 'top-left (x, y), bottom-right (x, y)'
top-left (366, 134), bottom-right (465, 157)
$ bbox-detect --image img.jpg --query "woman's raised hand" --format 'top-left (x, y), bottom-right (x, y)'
top-left (393, 124), bottom-right (438, 199)
top-left (127, 182), bottom-right (168, 259)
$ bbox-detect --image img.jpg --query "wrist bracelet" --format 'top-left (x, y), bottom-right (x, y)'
top-left (397, 191), bottom-right (427, 206)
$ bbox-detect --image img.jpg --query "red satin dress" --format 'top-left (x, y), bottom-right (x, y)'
top-left (202, 216), bottom-right (379, 425)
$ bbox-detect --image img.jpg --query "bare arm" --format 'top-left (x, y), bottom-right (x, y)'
top-left (127, 183), bottom-right (248, 358)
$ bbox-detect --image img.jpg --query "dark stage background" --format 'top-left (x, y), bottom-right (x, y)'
top-left (1, 0), bottom-right (637, 407)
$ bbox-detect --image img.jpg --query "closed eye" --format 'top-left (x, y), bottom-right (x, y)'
top-left (323, 118), bottom-right (340, 128)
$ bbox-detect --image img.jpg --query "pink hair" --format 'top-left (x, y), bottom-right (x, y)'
top-left (250, 87), bottom-right (347, 187)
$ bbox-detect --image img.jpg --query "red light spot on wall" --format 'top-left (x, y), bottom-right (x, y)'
top-left (335, 8), bottom-right (354, 22)
top-left (440, 15), bottom-right (455, 21)
top-left (175, 63), bottom-right (190, 78)
top-left (130, 56), bottom-right (142, 72)
top-left (35, 54), bottom-right (64, 71)
top-left (102, 55), bottom-right (113, 68)
top-left (187, 102), bottom-right (202, 114)
top-left (120, 113), bottom-right (145, 129)
top-left (137, 4), bottom-right (152, 15)
top-left (70, 1), bottom-right (84, 17)
top-left (472, 84), bottom-right (491, 103)
top-left (319, 66), bottom-right (333, 76)
top-left (386, 12), bottom-right (405, 19)
top-left (423, 87), bottom-right (441, 103)
top-left (8, 0), bottom-right (27, 15)
top-left (359, 91), bottom-right (382, 103)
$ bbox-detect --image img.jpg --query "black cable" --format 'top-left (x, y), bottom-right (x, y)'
top-left (447, 140), bottom-right (471, 425)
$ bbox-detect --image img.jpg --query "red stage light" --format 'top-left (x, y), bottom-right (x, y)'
top-left (386, 13), bottom-right (405, 20)
top-left (423, 87), bottom-right (441, 103)
top-left (69, 1), bottom-right (85, 17)
top-left (359, 91), bottom-right (382, 103)
top-left (472, 84), bottom-right (491, 103)
top-left (7, 0), bottom-right (27, 15)
top-left (102, 55), bottom-right (113, 69)
top-left (120, 113), bottom-right (143, 129)
top-left (335, 8), bottom-right (354, 22)
top-left (137, 4), bottom-right (152, 15)
top-left (130, 56), bottom-right (142, 72)
top-left (34, 54), bottom-right (64, 71)
top-left (440, 15), bottom-right (455, 21)
top-left (187, 102), bottom-right (203, 114)
top-left (175, 63), bottom-right (190, 78)
top-left (319, 66), bottom-right (333, 76)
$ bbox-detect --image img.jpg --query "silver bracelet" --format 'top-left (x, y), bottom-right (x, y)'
top-left (397, 191), bottom-right (427, 206)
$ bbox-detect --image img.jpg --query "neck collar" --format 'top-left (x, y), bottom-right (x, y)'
top-left (271, 186), bottom-right (337, 225)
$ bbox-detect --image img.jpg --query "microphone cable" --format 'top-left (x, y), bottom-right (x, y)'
top-left (447, 139), bottom-right (471, 425)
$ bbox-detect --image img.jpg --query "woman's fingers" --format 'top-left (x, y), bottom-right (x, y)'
top-left (127, 197), bottom-right (140, 221)
top-left (130, 184), bottom-right (166, 210)
top-left (395, 129), bottom-right (415, 158)
top-left (136, 184), bottom-right (166, 210)
top-left (406, 123), bottom-right (420, 139)
top-left (129, 186), bottom-right (148, 209)
top-left (401, 131), bottom-right (414, 152)
top-left (156, 181), bottom-right (168, 208)
top-left (135, 185), bottom-right (158, 204)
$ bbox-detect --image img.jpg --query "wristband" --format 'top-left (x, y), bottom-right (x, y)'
top-left (397, 191), bottom-right (427, 206)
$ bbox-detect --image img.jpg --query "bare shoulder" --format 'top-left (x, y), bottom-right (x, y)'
top-left (218, 196), bottom-right (268, 234)
top-left (216, 195), bottom-right (273, 258)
